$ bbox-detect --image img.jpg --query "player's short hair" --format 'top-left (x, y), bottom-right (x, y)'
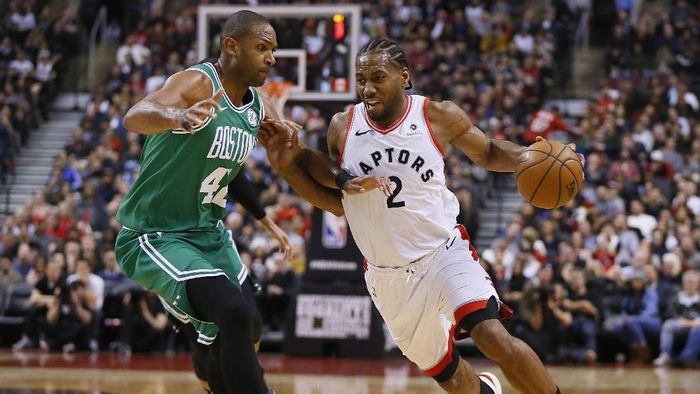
top-left (357, 38), bottom-right (412, 89)
top-left (221, 10), bottom-right (270, 43)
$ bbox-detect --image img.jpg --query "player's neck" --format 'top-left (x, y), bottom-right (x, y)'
top-left (370, 95), bottom-right (409, 129)
top-left (215, 59), bottom-right (250, 107)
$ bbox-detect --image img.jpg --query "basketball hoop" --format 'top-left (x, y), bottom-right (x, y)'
top-left (258, 81), bottom-right (294, 117)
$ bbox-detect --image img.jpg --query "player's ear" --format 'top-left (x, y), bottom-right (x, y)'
top-left (401, 68), bottom-right (411, 89)
top-left (222, 36), bottom-right (239, 57)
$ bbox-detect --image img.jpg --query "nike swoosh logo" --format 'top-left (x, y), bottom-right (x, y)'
top-left (445, 236), bottom-right (457, 250)
top-left (355, 129), bottom-right (372, 136)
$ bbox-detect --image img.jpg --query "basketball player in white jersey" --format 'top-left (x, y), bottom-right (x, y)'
top-left (259, 38), bottom-right (579, 393)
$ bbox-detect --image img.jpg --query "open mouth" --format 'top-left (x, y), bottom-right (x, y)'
top-left (365, 99), bottom-right (381, 111)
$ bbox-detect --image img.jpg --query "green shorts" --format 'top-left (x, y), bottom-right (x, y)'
top-left (114, 222), bottom-right (247, 345)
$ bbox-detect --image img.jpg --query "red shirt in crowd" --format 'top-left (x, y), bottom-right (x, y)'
top-left (523, 109), bottom-right (569, 143)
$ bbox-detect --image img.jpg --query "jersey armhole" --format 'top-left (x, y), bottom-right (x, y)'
top-left (258, 89), bottom-right (266, 121)
top-left (336, 106), bottom-right (355, 166)
top-left (423, 98), bottom-right (446, 157)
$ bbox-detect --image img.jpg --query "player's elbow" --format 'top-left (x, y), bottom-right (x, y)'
top-left (122, 109), bottom-right (138, 132)
top-left (328, 205), bottom-right (345, 217)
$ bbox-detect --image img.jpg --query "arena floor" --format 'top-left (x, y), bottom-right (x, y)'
top-left (0, 351), bottom-right (697, 393)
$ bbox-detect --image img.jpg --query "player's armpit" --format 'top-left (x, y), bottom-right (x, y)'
top-left (326, 111), bottom-right (350, 162)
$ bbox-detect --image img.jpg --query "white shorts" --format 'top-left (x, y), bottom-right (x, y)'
top-left (364, 225), bottom-right (509, 377)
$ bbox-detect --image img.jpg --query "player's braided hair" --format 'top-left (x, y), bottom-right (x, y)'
top-left (357, 38), bottom-right (412, 90)
top-left (221, 10), bottom-right (270, 44)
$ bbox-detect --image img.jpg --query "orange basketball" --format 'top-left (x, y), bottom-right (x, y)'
top-left (515, 140), bottom-right (583, 209)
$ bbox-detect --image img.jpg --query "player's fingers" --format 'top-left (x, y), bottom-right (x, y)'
top-left (290, 131), bottom-right (301, 150)
top-left (188, 107), bottom-right (216, 120)
top-left (568, 143), bottom-right (577, 152)
top-left (202, 98), bottom-right (223, 113)
top-left (211, 88), bottom-right (225, 102)
top-left (344, 183), bottom-right (365, 194)
top-left (535, 136), bottom-right (545, 142)
top-left (179, 119), bottom-right (193, 132)
top-left (379, 177), bottom-right (392, 196)
top-left (281, 119), bottom-right (303, 132)
top-left (283, 243), bottom-right (293, 260)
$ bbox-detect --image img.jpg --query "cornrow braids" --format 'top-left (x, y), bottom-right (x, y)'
top-left (357, 38), bottom-right (412, 89)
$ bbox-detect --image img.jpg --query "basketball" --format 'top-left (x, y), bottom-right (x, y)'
top-left (515, 140), bottom-right (583, 209)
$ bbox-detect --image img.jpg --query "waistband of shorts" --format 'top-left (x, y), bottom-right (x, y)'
top-left (118, 221), bottom-right (225, 234)
top-left (365, 236), bottom-right (451, 273)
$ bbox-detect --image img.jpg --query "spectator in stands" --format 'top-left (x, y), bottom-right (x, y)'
top-left (110, 289), bottom-right (168, 354)
top-left (515, 271), bottom-right (573, 362)
top-left (37, 280), bottom-right (93, 352)
top-left (0, 253), bottom-right (22, 285)
top-left (8, 51), bottom-right (33, 76)
top-left (604, 274), bottom-right (661, 364)
top-left (258, 253), bottom-right (297, 332)
top-left (67, 258), bottom-right (104, 311)
top-left (12, 260), bottom-right (64, 351)
top-left (562, 269), bottom-right (600, 363)
top-left (654, 270), bottom-right (700, 366)
top-left (523, 106), bottom-right (569, 144)
top-left (116, 35), bottom-right (151, 67)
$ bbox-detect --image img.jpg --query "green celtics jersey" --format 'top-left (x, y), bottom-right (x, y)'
top-left (116, 61), bottom-right (265, 232)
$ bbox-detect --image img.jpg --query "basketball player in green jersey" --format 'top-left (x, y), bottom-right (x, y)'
top-left (114, 11), bottom-right (385, 394)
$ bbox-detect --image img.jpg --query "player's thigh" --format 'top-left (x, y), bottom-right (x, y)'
top-left (210, 226), bottom-right (247, 286)
top-left (366, 267), bottom-right (449, 370)
top-left (432, 236), bottom-right (500, 319)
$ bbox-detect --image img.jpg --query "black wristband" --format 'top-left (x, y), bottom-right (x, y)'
top-left (228, 170), bottom-right (267, 220)
top-left (334, 171), bottom-right (356, 189)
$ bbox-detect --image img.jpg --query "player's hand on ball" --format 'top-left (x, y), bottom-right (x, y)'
top-left (342, 175), bottom-right (392, 196)
top-left (178, 88), bottom-right (224, 133)
top-left (535, 136), bottom-right (586, 179)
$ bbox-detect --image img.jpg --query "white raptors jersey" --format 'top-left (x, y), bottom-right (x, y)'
top-left (340, 95), bottom-right (460, 267)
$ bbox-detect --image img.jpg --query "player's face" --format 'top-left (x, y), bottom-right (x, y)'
top-left (355, 53), bottom-right (410, 124)
top-left (233, 24), bottom-right (278, 87)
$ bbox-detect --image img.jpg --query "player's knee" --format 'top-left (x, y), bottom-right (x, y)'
top-left (218, 298), bottom-right (252, 332)
top-left (471, 320), bottom-right (515, 363)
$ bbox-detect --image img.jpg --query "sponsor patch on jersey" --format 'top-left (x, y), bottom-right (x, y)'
top-left (404, 123), bottom-right (423, 136)
top-left (247, 109), bottom-right (259, 127)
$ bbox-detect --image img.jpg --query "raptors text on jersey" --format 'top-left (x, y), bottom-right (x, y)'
top-left (339, 95), bottom-right (460, 267)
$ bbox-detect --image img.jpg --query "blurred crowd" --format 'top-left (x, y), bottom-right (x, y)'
top-left (485, 1), bottom-right (700, 366)
top-left (0, 0), bottom-right (698, 366)
top-left (0, 0), bottom-right (80, 184)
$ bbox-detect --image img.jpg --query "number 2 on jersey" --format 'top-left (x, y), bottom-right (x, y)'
top-left (386, 176), bottom-right (406, 208)
top-left (200, 167), bottom-right (231, 208)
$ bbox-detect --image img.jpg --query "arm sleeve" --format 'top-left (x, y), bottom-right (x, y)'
top-left (227, 170), bottom-right (267, 220)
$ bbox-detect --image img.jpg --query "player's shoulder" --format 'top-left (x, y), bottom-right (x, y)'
top-left (329, 108), bottom-right (353, 132)
top-left (160, 68), bottom-right (213, 101)
top-left (425, 98), bottom-right (463, 119)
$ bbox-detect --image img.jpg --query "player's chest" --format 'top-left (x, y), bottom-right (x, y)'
top-left (195, 112), bottom-right (259, 164)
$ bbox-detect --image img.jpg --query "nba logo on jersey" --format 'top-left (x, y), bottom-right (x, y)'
top-left (247, 109), bottom-right (259, 127)
top-left (322, 211), bottom-right (348, 249)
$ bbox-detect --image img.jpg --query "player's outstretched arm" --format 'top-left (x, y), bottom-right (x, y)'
top-left (259, 97), bottom-right (389, 195)
top-left (123, 71), bottom-right (223, 135)
top-left (430, 100), bottom-right (585, 173)
top-left (227, 170), bottom-right (292, 260)
top-left (258, 120), bottom-right (345, 216)
top-left (428, 100), bottom-right (526, 172)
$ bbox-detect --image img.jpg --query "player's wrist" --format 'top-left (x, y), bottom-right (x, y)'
top-left (334, 171), bottom-right (356, 189)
